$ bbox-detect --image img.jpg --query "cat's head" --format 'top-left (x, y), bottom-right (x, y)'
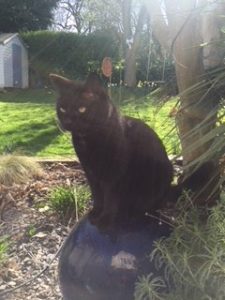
top-left (50, 73), bottom-right (110, 132)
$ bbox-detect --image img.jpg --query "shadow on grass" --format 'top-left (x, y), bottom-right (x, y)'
top-left (1, 119), bottom-right (62, 156)
top-left (0, 89), bottom-right (56, 104)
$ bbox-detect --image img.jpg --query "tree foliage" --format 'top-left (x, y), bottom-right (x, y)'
top-left (53, 0), bottom-right (122, 34)
top-left (0, 0), bottom-right (59, 32)
top-left (53, 0), bottom-right (152, 87)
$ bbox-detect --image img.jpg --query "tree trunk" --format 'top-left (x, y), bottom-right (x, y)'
top-left (124, 48), bottom-right (137, 87)
top-left (146, 0), bottom-right (225, 205)
top-left (173, 4), bottom-right (221, 205)
top-left (122, 2), bottom-right (147, 87)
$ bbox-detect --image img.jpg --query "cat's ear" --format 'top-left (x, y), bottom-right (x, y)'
top-left (84, 73), bottom-right (105, 93)
top-left (49, 74), bottom-right (73, 94)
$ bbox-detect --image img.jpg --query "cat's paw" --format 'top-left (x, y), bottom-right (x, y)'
top-left (95, 213), bottom-right (115, 231)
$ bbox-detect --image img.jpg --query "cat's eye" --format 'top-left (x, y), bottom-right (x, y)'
top-left (79, 106), bottom-right (86, 113)
top-left (59, 107), bottom-right (66, 113)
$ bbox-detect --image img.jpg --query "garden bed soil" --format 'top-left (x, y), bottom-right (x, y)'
top-left (0, 161), bottom-right (86, 300)
top-left (0, 158), bottom-right (184, 300)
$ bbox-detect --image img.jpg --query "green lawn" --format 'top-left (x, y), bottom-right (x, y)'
top-left (120, 96), bottom-right (180, 155)
top-left (0, 88), bottom-right (179, 157)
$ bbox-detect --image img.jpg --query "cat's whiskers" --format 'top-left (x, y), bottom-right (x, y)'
top-left (60, 107), bottom-right (67, 113)
top-left (79, 106), bottom-right (87, 113)
top-left (56, 118), bottom-right (66, 133)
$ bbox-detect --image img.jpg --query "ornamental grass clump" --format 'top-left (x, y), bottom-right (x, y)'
top-left (0, 155), bottom-right (43, 186)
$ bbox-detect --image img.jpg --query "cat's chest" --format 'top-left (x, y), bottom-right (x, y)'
top-left (72, 133), bottom-right (87, 152)
top-left (72, 133), bottom-right (101, 161)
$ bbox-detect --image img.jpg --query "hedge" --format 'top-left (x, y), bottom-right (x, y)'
top-left (21, 30), bottom-right (175, 88)
top-left (22, 30), bottom-right (120, 86)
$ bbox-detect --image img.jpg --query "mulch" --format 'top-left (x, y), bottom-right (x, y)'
top-left (0, 161), bottom-right (86, 300)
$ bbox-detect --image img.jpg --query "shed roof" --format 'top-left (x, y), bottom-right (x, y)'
top-left (0, 33), bottom-right (21, 45)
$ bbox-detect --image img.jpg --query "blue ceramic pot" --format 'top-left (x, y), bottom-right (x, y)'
top-left (59, 215), bottom-right (171, 300)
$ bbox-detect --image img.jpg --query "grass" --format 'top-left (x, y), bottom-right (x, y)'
top-left (0, 88), bottom-right (179, 158)
top-left (0, 89), bottom-right (74, 157)
top-left (0, 154), bottom-right (43, 185)
top-left (119, 95), bottom-right (180, 155)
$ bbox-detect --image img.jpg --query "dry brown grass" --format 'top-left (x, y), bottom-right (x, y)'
top-left (0, 155), bottom-right (43, 186)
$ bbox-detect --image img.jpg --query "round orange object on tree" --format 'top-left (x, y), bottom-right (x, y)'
top-left (101, 57), bottom-right (112, 78)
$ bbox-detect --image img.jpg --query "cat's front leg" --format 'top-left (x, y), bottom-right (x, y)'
top-left (88, 200), bottom-right (103, 224)
top-left (95, 186), bottom-right (120, 230)
top-left (87, 179), bottom-right (104, 224)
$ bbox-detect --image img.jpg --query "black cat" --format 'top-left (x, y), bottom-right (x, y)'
top-left (50, 73), bottom-right (175, 228)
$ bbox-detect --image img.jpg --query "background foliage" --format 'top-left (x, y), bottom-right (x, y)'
top-left (22, 30), bottom-right (119, 85)
top-left (0, 0), bottom-right (59, 32)
top-left (22, 30), bottom-right (175, 88)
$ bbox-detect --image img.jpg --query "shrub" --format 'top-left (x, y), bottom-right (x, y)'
top-left (48, 185), bottom-right (90, 224)
top-left (135, 194), bottom-right (225, 300)
top-left (0, 155), bottom-right (43, 185)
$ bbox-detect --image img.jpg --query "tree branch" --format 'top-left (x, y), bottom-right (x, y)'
top-left (144, 0), bottom-right (171, 50)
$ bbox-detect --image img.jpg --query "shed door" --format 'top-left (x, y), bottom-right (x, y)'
top-left (12, 43), bottom-right (22, 88)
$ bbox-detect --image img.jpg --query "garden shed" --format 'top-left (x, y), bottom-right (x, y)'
top-left (0, 33), bottom-right (28, 88)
